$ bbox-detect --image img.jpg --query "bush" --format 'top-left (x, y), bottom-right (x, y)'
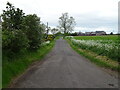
top-left (23, 14), bottom-right (43, 50)
top-left (2, 30), bottom-right (29, 53)
top-left (2, 2), bottom-right (46, 61)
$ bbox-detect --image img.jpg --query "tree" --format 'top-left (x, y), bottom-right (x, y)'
top-left (55, 31), bottom-right (63, 36)
top-left (23, 14), bottom-right (43, 50)
top-left (2, 2), bottom-right (47, 61)
top-left (2, 2), bottom-right (28, 54)
top-left (1, 2), bottom-right (25, 30)
top-left (51, 28), bottom-right (58, 37)
top-left (110, 32), bottom-right (113, 35)
top-left (58, 13), bottom-right (75, 37)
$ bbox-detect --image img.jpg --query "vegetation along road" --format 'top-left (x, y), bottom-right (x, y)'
top-left (11, 38), bottom-right (118, 88)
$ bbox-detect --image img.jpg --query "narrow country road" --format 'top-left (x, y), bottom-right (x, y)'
top-left (12, 38), bottom-right (118, 88)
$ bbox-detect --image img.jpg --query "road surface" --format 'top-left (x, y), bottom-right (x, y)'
top-left (11, 38), bottom-right (118, 88)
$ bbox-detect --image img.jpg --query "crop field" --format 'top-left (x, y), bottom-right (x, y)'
top-left (66, 35), bottom-right (119, 61)
top-left (74, 35), bottom-right (118, 40)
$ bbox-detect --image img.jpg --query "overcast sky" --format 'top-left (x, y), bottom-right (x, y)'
top-left (0, 0), bottom-right (119, 34)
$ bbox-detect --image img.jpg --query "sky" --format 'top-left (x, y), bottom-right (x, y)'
top-left (0, 0), bottom-right (119, 34)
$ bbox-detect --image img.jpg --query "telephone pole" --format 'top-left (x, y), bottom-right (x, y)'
top-left (0, 16), bottom-right (2, 29)
top-left (46, 22), bottom-right (49, 39)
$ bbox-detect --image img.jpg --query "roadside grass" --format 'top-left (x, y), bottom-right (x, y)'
top-left (2, 40), bottom-right (55, 88)
top-left (66, 39), bottom-right (119, 71)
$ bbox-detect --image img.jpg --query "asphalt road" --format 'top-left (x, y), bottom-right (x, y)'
top-left (12, 38), bottom-right (118, 88)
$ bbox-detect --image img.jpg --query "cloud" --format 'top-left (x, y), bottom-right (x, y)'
top-left (0, 0), bottom-right (119, 33)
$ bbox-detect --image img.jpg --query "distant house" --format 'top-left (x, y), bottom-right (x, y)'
top-left (85, 32), bottom-right (91, 36)
top-left (85, 31), bottom-right (106, 36)
top-left (77, 31), bottom-right (106, 36)
top-left (85, 32), bottom-right (96, 36)
top-left (95, 31), bottom-right (106, 35)
top-left (90, 32), bottom-right (96, 36)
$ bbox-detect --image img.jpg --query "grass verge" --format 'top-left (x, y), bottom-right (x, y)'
top-left (2, 40), bottom-right (55, 88)
top-left (66, 39), bottom-right (119, 71)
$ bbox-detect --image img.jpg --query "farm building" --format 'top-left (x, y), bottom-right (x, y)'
top-left (85, 32), bottom-right (91, 36)
top-left (95, 31), bottom-right (106, 35)
top-left (78, 31), bottom-right (106, 36)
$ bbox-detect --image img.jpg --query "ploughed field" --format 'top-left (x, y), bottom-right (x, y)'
top-left (67, 35), bottom-right (119, 61)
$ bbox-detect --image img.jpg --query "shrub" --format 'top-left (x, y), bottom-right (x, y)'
top-left (2, 30), bottom-right (29, 54)
top-left (23, 14), bottom-right (43, 50)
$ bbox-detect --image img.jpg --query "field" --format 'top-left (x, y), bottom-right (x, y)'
top-left (74, 35), bottom-right (118, 40)
top-left (66, 35), bottom-right (119, 61)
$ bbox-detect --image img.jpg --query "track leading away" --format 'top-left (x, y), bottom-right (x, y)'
top-left (12, 38), bottom-right (118, 88)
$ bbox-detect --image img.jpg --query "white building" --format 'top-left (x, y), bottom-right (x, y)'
top-left (95, 31), bottom-right (106, 35)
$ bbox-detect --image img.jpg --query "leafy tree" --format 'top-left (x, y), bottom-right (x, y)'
top-left (110, 32), bottom-right (113, 35)
top-left (2, 2), bottom-right (47, 57)
top-left (23, 14), bottom-right (43, 49)
top-left (2, 30), bottom-right (29, 53)
top-left (58, 13), bottom-right (75, 37)
top-left (51, 28), bottom-right (58, 38)
top-left (2, 2), bottom-right (28, 54)
top-left (1, 2), bottom-right (25, 30)
top-left (55, 31), bottom-right (62, 36)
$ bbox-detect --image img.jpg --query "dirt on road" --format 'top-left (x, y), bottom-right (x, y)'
top-left (10, 38), bottom-right (118, 88)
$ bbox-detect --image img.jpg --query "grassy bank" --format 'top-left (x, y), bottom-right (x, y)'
top-left (2, 40), bottom-right (55, 88)
top-left (66, 39), bottom-right (119, 71)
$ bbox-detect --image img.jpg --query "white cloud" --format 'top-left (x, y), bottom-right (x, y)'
top-left (0, 0), bottom-right (119, 33)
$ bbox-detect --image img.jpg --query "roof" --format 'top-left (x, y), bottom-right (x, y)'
top-left (85, 32), bottom-right (91, 34)
top-left (96, 31), bottom-right (105, 33)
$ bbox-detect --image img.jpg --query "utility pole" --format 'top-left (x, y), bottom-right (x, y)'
top-left (46, 22), bottom-right (49, 39)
